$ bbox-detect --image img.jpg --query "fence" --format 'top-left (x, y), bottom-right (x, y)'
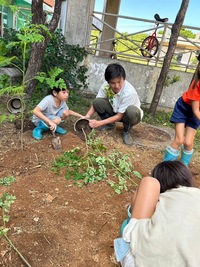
top-left (87, 11), bottom-right (200, 72)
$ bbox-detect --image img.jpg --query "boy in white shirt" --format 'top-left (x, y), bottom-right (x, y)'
top-left (85, 63), bottom-right (143, 145)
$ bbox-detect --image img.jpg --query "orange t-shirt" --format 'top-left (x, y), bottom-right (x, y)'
top-left (182, 80), bottom-right (200, 105)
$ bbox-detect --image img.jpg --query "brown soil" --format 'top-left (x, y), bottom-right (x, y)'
top-left (0, 118), bottom-right (199, 267)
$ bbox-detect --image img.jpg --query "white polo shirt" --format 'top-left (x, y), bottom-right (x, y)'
top-left (96, 80), bottom-right (143, 119)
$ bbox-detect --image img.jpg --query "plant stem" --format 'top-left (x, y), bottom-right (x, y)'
top-left (107, 158), bottom-right (138, 186)
top-left (4, 233), bottom-right (32, 267)
top-left (82, 128), bottom-right (91, 168)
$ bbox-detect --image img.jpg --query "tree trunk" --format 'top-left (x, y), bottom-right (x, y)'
top-left (24, 0), bottom-right (62, 96)
top-left (149, 0), bottom-right (190, 116)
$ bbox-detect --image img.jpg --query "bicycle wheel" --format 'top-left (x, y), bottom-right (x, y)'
top-left (140, 36), bottom-right (159, 58)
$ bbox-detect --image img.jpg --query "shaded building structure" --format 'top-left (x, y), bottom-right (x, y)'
top-left (62, 0), bottom-right (121, 58)
top-left (1, 0), bottom-right (120, 58)
top-left (0, 0), bottom-right (54, 35)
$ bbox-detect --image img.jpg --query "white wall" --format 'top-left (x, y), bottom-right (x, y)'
top-left (85, 54), bottom-right (193, 109)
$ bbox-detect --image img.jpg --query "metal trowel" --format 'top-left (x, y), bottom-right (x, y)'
top-left (51, 131), bottom-right (62, 150)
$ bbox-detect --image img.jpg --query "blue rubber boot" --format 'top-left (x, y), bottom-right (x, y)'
top-left (32, 121), bottom-right (49, 140)
top-left (120, 206), bottom-right (131, 237)
top-left (164, 146), bottom-right (179, 161)
top-left (55, 125), bottom-right (67, 135)
top-left (180, 147), bottom-right (194, 166)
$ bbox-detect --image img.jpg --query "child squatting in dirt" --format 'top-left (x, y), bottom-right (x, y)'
top-left (32, 85), bottom-right (84, 140)
top-left (85, 63), bottom-right (143, 146)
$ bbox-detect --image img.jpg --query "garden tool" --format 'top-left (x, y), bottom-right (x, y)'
top-left (51, 130), bottom-right (62, 150)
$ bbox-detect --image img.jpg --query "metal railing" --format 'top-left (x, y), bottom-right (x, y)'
top-left (87, 11), bottom-right (200, 72)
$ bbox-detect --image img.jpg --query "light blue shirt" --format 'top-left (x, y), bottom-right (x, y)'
top-left (32, 95), bottom-right (69, 125)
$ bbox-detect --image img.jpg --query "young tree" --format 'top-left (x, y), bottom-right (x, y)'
top-left (24, 0), bottom-right (62, 96)
top-left (149, 0), bottom-right (190, 116)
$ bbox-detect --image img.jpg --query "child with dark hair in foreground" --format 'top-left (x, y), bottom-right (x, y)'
top-left (115, 160), bottom-right (200, 266)
top-left (32, 86), bottom-right (84, 140)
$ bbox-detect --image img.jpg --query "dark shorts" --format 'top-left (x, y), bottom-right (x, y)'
top-left (170, 97), bottom-right (200, 130)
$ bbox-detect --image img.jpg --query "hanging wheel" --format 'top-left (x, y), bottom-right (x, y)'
top-left (140, 36), bottom-right (159, 58)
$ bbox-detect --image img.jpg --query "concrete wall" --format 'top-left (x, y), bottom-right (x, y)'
top-left (63, 0), bottom-right (95, 47)
top-left (85, 54), bottom-right (193, 109)
top-left (0, 56), bottom-right (193, 110)
top-left (0, 67), bottom-right (22, 85)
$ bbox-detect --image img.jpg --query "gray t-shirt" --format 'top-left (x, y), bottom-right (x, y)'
top-left (32, 95), bottom-right (69, 125)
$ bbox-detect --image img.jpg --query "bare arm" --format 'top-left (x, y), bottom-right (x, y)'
top-left (89, 112), bottom-right (123, 129)
top-left (85, 105), bottom-right (96, 119)
top-left (131, 177), bottom-right (160, 219)
top-left (33, 106), bottom-right (57, 130)
top-left (68, 110), bottom-right (84, 118)
top-left (191, 100), bottom-right (200, 120)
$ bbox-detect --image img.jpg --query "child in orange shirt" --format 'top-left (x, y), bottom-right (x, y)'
top-left (164, 59), bottom-right (200, 165)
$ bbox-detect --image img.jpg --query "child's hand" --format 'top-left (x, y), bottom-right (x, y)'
top-left (49, 121), bottom-right (57, 131)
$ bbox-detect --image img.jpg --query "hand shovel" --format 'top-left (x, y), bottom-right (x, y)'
top-left (51, 131), bottom-right (62, 150)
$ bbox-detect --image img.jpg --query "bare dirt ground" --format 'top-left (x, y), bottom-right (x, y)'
top-left (0, 118), bottom-right (199, 267)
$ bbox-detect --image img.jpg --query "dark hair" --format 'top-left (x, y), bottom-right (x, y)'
top-left (50, 80), bottom-right (70, 96)
top-left (151, 160), bottom-right (196, 193)
top-left (104, 63), bottom-right (126, 82)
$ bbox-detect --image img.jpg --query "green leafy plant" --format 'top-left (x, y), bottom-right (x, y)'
top-left (35, 67), bottom-right (67, 90)
top-left (42, 29), bottom-right (89, 90)
top-left (0, 23), bottom-right (50, 149)
top-left (0, 175), bottom-right (32, 267)
top-left (164, 74), bottom-right (180, 87)
top-left (142, 108), bottom-right (173, 127)
top-left (0, 74), bottom-right (11, 89)
top-left (51, 132), bottom-right (141, 194)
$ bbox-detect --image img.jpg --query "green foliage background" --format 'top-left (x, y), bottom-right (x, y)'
top-left (0, 28), bottom-right (89, 94)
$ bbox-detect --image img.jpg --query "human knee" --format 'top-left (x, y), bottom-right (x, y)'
top-left (125, 105), bottom-right (141, 125)
top-left (93, 98), bottom-right (114, 116)
top-left (174, 137), bottom-right (184, 147)
top-left (52, 117), bottom-right (62, 125)
top-left (62, 110), bottom-right (69, 119)
top-left (183, 140), bottom-right (194, 150)
top-left (93, 98), bottom-right (108, 111)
